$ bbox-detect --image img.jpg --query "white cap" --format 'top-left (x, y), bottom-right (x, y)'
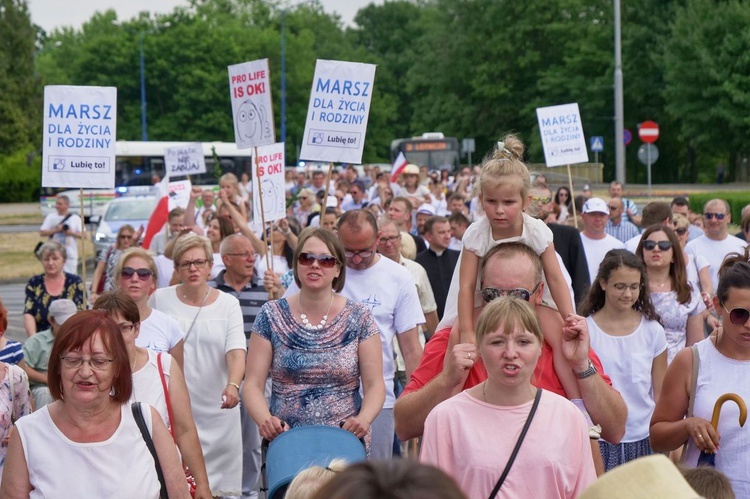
top-left (325, 195), bottom-right (338, 208)
top-left (49, 299), bottom-right (77, 325)
top-left (582, 198), bottom-right (610, 215)
top-left (417, 204), bottom-right (436, 216)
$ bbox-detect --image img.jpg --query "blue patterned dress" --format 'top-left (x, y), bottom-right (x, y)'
top-left (252, 298), bottom-right (379, 430)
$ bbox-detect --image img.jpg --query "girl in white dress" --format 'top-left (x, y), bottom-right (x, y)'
top-left (453, 134), bottom-right (580, 402)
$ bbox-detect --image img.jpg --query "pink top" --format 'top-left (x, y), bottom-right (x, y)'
top-left (420, 390), bottom-right (595, 498)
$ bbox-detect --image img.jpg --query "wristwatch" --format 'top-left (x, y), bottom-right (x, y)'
top-left (573, 360), bottom-right (598, 379)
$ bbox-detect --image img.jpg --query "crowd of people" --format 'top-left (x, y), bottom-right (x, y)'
top-left (0, 142), bottom-right (747, 497)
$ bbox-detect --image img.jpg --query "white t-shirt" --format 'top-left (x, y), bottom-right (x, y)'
top-left (131, 349), bottom-right (173, 428)
top-left (625, 233), bottom-right (641, 254)
top-left (686, 253), bottom-right (710, 291)
top-left (284, 256), bottom-right (424, 408)
top-left (686, 235), bottom-right (748, 293)
top-left (136, 309), bottom-right (185, 354)
top-left (580, 233), bottom-right (625, 284)
top-left (40, 212), bottom-right (82, 274)
top-left (587, 316), bottom-right (667, 442)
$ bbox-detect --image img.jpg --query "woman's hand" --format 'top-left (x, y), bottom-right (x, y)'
top-left (342, 416), bottom-right (369, 439)
top-left (221, 384), bottom-right (240, 409)
top-left (193, 484), bottom-right (212, 499)
top-left (263, 269), bottom-right (282, 297)
top-left (259, 416), bottom-right (287, 441)
top-left (685, 416), bottom-right (720, 453)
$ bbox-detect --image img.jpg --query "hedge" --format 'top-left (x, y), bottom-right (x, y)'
top-left (688, 192), bottom-right (750, 223)
top-left (0, 150), bottom-right (41, 202)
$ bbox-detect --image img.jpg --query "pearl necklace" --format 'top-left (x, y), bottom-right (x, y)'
top-left (300, 293), bottom-right (334, 331)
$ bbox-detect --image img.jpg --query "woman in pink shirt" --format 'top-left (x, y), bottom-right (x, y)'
top-left (420, 297), bottom-right (596, 498)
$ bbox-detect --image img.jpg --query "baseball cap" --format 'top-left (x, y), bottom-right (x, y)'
top-left (583, 184), bottom-right (591, 192)
top-left (325, 195), bottom-right (338, 208)
top-left (49, 299), bottom-right (77, 325)
top-left (417, 204), bottom-right (436, 216)
top-left (403, 164), bottom-right (420, 176)
top-left (582, 198), bottom-right (610, 215)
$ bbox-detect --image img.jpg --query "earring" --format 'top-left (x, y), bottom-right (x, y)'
top-left (109, 387), bottom-right (115, 397)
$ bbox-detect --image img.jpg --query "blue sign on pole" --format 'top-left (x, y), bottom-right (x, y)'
top-left (590, 136), bottom-right (604, 152)
top-left (623, 129), bottom-right (632, 145)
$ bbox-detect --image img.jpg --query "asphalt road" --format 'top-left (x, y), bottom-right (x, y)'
top-left (0, 224), bottom-right (38, 233)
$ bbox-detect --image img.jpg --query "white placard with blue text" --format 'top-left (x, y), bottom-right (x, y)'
top-left (299, 59), bottom-right (376, 164)
top-left (164, 143), bottom-right (207, 177)
top-left (228, 58), bottom-right (275, 149)
top-left (536, 103), bottom-right (589, 167)
top-left (42, 85), bottom-right (117, 188)
top-left (251, 142), bottom-right (286, 223)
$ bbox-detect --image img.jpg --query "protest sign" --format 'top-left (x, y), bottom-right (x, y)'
top-left (228, 58), bottom-right (275, 149)
top-left (168, 179), bottom-right (192, 210)
top-left (251, 143), bottom-right (285, 223)
top-left (299, 59), bottom-right (376, 164)
top-left (42, 85), bottom-right (117, 188)
top-left (536, 103), bottom-right (589, 167)
top-left (164, 143), bottom-right (206, 176)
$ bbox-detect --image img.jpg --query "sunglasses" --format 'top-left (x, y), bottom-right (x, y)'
top-left (119, 234), bottom-right (133, 240)
top-left (674, 227), bottom-right (687, 236)
top-left (298, 252), bottom-right (338, 268)
top-left (722, 303), bottom-right (750, 325)
top-left (481, 282), bottom-right (541, 303)
top-left (344, 249), bottom-right (374, 260)
top-left (642, 240), bottom-right (673, 251)
top-left (705, 212), bottom-right (726, 220)
top-left (121, 267), bottom-right (154, 280)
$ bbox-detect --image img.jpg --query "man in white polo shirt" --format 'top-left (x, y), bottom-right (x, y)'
top-left (580, 198), bottom-right (625, 283)
top-left (685, 198), bottom-right (747, 293)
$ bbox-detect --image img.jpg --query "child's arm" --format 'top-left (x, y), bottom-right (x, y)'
top-left (540, 244), bottom-right (575, 318)
top-left (457, 250), bottom-right (480, 345)
top-left (652, 350), bottom-right (668, 404)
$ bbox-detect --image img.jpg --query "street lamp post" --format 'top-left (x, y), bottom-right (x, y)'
top-left (280, 9), bottom-right (286, 144)
top-left (614, 0), bottom-right (625, 183)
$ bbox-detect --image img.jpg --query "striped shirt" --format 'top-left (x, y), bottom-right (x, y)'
top-left (605, 218), bottom-right (641, 243)
top-left (209, 271), bottom-right (268, 339)
top-left (0, 340), bottom-right (24, 365)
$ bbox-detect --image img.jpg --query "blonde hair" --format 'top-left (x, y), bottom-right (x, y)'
top-left (672, 213), bottom-right (689, 230)
top-left (475, 133), bottom-right (531, 202)
top-left (285, 459), bottom-right (348, 499)
top-left (220, 172), bottom-right (240, 196)
top-left (172, 233), bottom-right (213, 268)
top-left (475, 296), bottom-right (543, 345)
top-left (115, 247), bottom-right (158, 283)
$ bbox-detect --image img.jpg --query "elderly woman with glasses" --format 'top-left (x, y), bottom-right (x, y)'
top-left (149, 234), bottom-right (246, 497)
top-left (91, 224), bottom-right (142, 302)
top-left (1, 310), bottom-right (190, 498)
top-left (243, 227), bottom-right (385, 446)
top-left (292, 188), bottom-right (319, 228)
top-left (636, 226), bottom-right (706, 365)
top-left (651, 247), bottom-right (750, 497)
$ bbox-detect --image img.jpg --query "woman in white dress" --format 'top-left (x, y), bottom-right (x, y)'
top-left (149, 233), bottom-right (246, 497)
top-left (93, 290), bottom-right (211, 499)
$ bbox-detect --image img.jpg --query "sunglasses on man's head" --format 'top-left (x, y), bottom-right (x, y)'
top-left (674, 227), bottom-right (687, 236)
top-left (705, 212), bottom-right (726, 220)
top-left (642, 240), bottom-right (673, 251)
top-left (481, 282), bottom-right (541, 303)
top-left (722, 303), bottom-right (750, 325)
top-left (298, 252), bottom-right (338, 269)
top-left (121, 267), bottom-right (154, 281)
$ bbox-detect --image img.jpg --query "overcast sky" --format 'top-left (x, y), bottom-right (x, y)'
top-left (27, 0), bottom-right (381, 33)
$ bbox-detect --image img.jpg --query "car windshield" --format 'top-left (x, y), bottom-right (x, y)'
top-left (105, 199), bottom-right (156, 221)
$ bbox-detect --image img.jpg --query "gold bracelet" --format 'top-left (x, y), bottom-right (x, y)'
top-left (227, 382), bottom-right (240, 391)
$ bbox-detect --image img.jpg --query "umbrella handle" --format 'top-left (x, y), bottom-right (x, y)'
top-left (710, 393), bottom-right (748, 430)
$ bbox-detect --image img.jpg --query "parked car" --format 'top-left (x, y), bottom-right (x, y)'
top-left (92, 195), bottom-right (157, 254)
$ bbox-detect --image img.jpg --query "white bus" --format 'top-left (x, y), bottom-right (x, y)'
top-left (40, 141), bottom-right (254, 219)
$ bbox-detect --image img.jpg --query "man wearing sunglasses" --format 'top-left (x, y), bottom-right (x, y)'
top-left (686, 199), bottom-right (747, 293)
top-left (208, 234), bottom-right (269, 499)
top-left (283, 209), bottom-right (424, 460)
top-left (605, 198), bottom-right (640, 243)
top-left (395, 242), bottom-right (627, 447)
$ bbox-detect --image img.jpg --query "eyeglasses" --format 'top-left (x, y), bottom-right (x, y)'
top-left (674, 227), bottom-right (687, 236)
top-left (225, 252), bottom-right (256, 259)
top-left (59, 355), bottom-right (114, 370)
top-left (121, 267), bottom-right (154, 281)
top-left (481, 282), bottom-right (541, 303)
top-left (177, 259), bottom-right (209, 270)
top-left (119, 235), bottom-right (133, 240)
top-left (118, 322), bottom-right (139, 334)
top-left (298, 252), bottom-right (338, 268)
top-left (612, 283), bottom-right (641, 293)
top-left (379, 235), bottom-right (401, 245)
top-left (705, 212), bottom-right (726, 220)
top-left (722, 303), bottom-right (750, 325)
top-left (642, 240), bottom-right (673, 251)
top-left (344, 249), bottom-right (374, 260)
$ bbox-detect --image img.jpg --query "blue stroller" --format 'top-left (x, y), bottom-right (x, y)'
top-left (262, 425), bottom-right (367, 499)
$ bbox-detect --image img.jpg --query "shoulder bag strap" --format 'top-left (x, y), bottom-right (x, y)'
top-left (680, 345), bottom-right (700, 464)
top-left (156, 353), bottom-right (176, 441)
top-left (488, 388), bottom-right (543, 499)
top-left (132, 402), bottom-right (168, 499)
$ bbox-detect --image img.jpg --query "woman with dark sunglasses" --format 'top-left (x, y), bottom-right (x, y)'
top-left (114, 248), bottom-right (185, 369)
top-left (579, 249), bottom-right (667, 471)
top-left (636, 226), bottom-right (706, 365)
top-left (651, 247), bottom-right (750, 497)
top-left (243, 227), bottom-right (385, 448)
top-left (90, 224), bottom-right (141, 303)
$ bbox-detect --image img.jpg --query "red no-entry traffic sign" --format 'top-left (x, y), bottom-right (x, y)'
top-left (639, 121), bottom-right (659, 143)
